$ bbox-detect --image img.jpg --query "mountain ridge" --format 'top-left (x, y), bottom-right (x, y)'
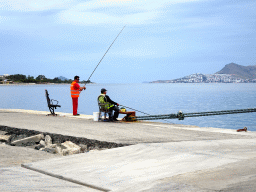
top-left (150, 63), bottom-right (256, 83)
top-left (215, 63), bottom-right (256, 79)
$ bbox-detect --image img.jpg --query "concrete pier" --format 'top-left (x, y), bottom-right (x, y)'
top-left (0, 109), bottom-right (256, 191)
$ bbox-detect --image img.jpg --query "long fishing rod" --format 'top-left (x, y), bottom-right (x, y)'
top-left (86, 26), bottom-right (126, 83)
top-left (82, 26), bottom-right (170, 125)
top-left (119, 104), bottom-right (173, 124)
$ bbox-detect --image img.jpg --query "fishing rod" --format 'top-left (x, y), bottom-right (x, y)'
top-left (82, 26), bottom-right (171, 125)
top-left (135, 108), bottom-right (256, 121)
top-left (85, 26), bottom-right (126, 84)
top-left (119, 104), bottom-right (173, 124)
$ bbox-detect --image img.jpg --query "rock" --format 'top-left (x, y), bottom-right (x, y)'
top-left (61, 141), bottom-right (81, 155)
top-left (79, 144), bottom-right (88, 152)
top-left (61, 141), bottom-right (79, 149)
top-left (62, 149), bottom-right (69, 156)
top-left (24, 141), bottom-right (37, 147)
top-left (50, 144), bottom-right (57, 148)
top-left (41, 147), bottom-right (56, 154)
top-left (39, 140), bottom-right (46, 147)
top-left (44, 135), bottom-right (52, 147)
top-left (11, 134), bottom-right (44, 146)
top-left (9, 134), bottom-right (27, 144)
top-left (0, 135), bottom-right (11, 142)
top-left (26, 144), bottom-right (38, 149)
top-left (35, 144), bottom-right (45, 150)
top-left (55, 146), bottom-right (63, 155)
top-left (0, 131), bottom-right (7, 135)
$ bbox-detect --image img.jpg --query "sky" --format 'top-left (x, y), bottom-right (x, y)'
top-left (0, 0), bottom-right (255, 83)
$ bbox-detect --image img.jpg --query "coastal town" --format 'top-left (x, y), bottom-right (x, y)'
top-left (1, 63), bottom-right (256, 84)
top-left (151, 73), bottom-right (256, 83)
top-left (0, 74), bottom-right (11, 84)
top-left (151, 63), bottom-right (256, 83)
top-left (1, 73), bottom-right (256, 84)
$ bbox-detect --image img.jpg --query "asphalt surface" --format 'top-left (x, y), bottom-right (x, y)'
top-left (1, 109), bottom-right (256, 192)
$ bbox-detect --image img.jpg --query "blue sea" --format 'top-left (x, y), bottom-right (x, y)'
top-left (0, 83), bottom-right (255, 131)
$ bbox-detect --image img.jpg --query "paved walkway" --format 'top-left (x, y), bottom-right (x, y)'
top-left (0, 109), bottom-right (254, 144)
top-left (1, 109), bottom-right (256, 191)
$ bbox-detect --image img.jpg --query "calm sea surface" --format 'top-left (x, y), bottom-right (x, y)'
top-left (0, 83), bottom-right (255, 131)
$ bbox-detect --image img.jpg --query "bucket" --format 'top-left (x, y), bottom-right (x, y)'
top-left (93, 112), bottom-right (100, 121)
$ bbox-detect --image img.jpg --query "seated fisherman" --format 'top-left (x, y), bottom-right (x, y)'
top-left (98, 88), bottom-right (119, 121)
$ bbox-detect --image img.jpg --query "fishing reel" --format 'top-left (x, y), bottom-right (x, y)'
top-left (177, 110), bottom-right (184, 120)
top-left (120, 107), bottom-right (126, 112)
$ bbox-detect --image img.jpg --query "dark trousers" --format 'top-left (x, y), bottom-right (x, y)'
top-left (72, 97), bottom-right (78, 115)
top-left (108, 106), bottom-right (119, 120)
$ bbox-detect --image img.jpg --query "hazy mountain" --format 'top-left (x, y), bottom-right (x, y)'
top-left (215, 63), bottom-right (256, 79)
top-left (150, 63), bottom-right (256, 83)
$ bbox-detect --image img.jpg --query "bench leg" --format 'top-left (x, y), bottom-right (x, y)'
top-left (47, 107), bottom-right (57, 116)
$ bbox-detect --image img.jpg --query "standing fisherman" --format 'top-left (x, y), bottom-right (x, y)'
top-left (70, 76), bottom-right (86, 116)
top-left (73, 26), bottom-right (125, 117)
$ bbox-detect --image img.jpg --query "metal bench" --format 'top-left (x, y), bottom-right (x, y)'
top-left (45, 89), bottom-right (61, 116)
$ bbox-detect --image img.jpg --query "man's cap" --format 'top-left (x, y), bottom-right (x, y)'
top-left (101, 88), bottom-right (107, 93)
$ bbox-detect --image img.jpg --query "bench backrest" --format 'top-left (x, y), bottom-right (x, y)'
top-left (45, 89), bottom-right (51, 107)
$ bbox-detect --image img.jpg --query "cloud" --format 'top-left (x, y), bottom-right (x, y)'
top-left (73, 0), bottom-right (202, 11)
top-left (57, 9), bottom-right (159, 25)
top-left (0, 0), bottom-right (77, 12)
top-left (57, 11), bottom-right (121, 25)
top-left (56, 0), bottom-right (203, 25)
top-left (0, 0), bottom-right (204, 26)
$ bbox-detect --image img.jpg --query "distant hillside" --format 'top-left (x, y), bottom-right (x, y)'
top-left (215, 63), bottom-right (256, 79)
top-left (150, 63), bottom-right (256, 83)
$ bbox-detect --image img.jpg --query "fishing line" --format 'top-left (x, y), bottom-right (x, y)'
top-left (82, 26), bottom-right (172, 124)
top-left (81, 26), bottom-right (126, 94)
top-left (86, 25), bottom-right (126, 83)
top-left (120, 104), bottom-right (151, 116)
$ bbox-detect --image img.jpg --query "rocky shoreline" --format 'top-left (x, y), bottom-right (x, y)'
top-left (0, 125), bottom-right (129, 156)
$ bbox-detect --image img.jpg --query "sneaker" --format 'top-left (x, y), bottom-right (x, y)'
top-left (73, 114), bottom-right (80, 116)
top-left (113, 118), bottom-right (119, 121)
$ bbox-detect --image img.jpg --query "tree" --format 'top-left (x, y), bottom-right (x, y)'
top-left (81, 80), bottom-right (91, 84)
top-left (7, 74), bottom-right (26, 82)
top-left (53, 77), bottom-right (61, 83)
top-left (36, 75), bottom-right (46, 81)
top-left (27, 75), bottom-right (36, 83)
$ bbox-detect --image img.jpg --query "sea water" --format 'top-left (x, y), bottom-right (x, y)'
top-left (0, 83), bottom-right (255, 131)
